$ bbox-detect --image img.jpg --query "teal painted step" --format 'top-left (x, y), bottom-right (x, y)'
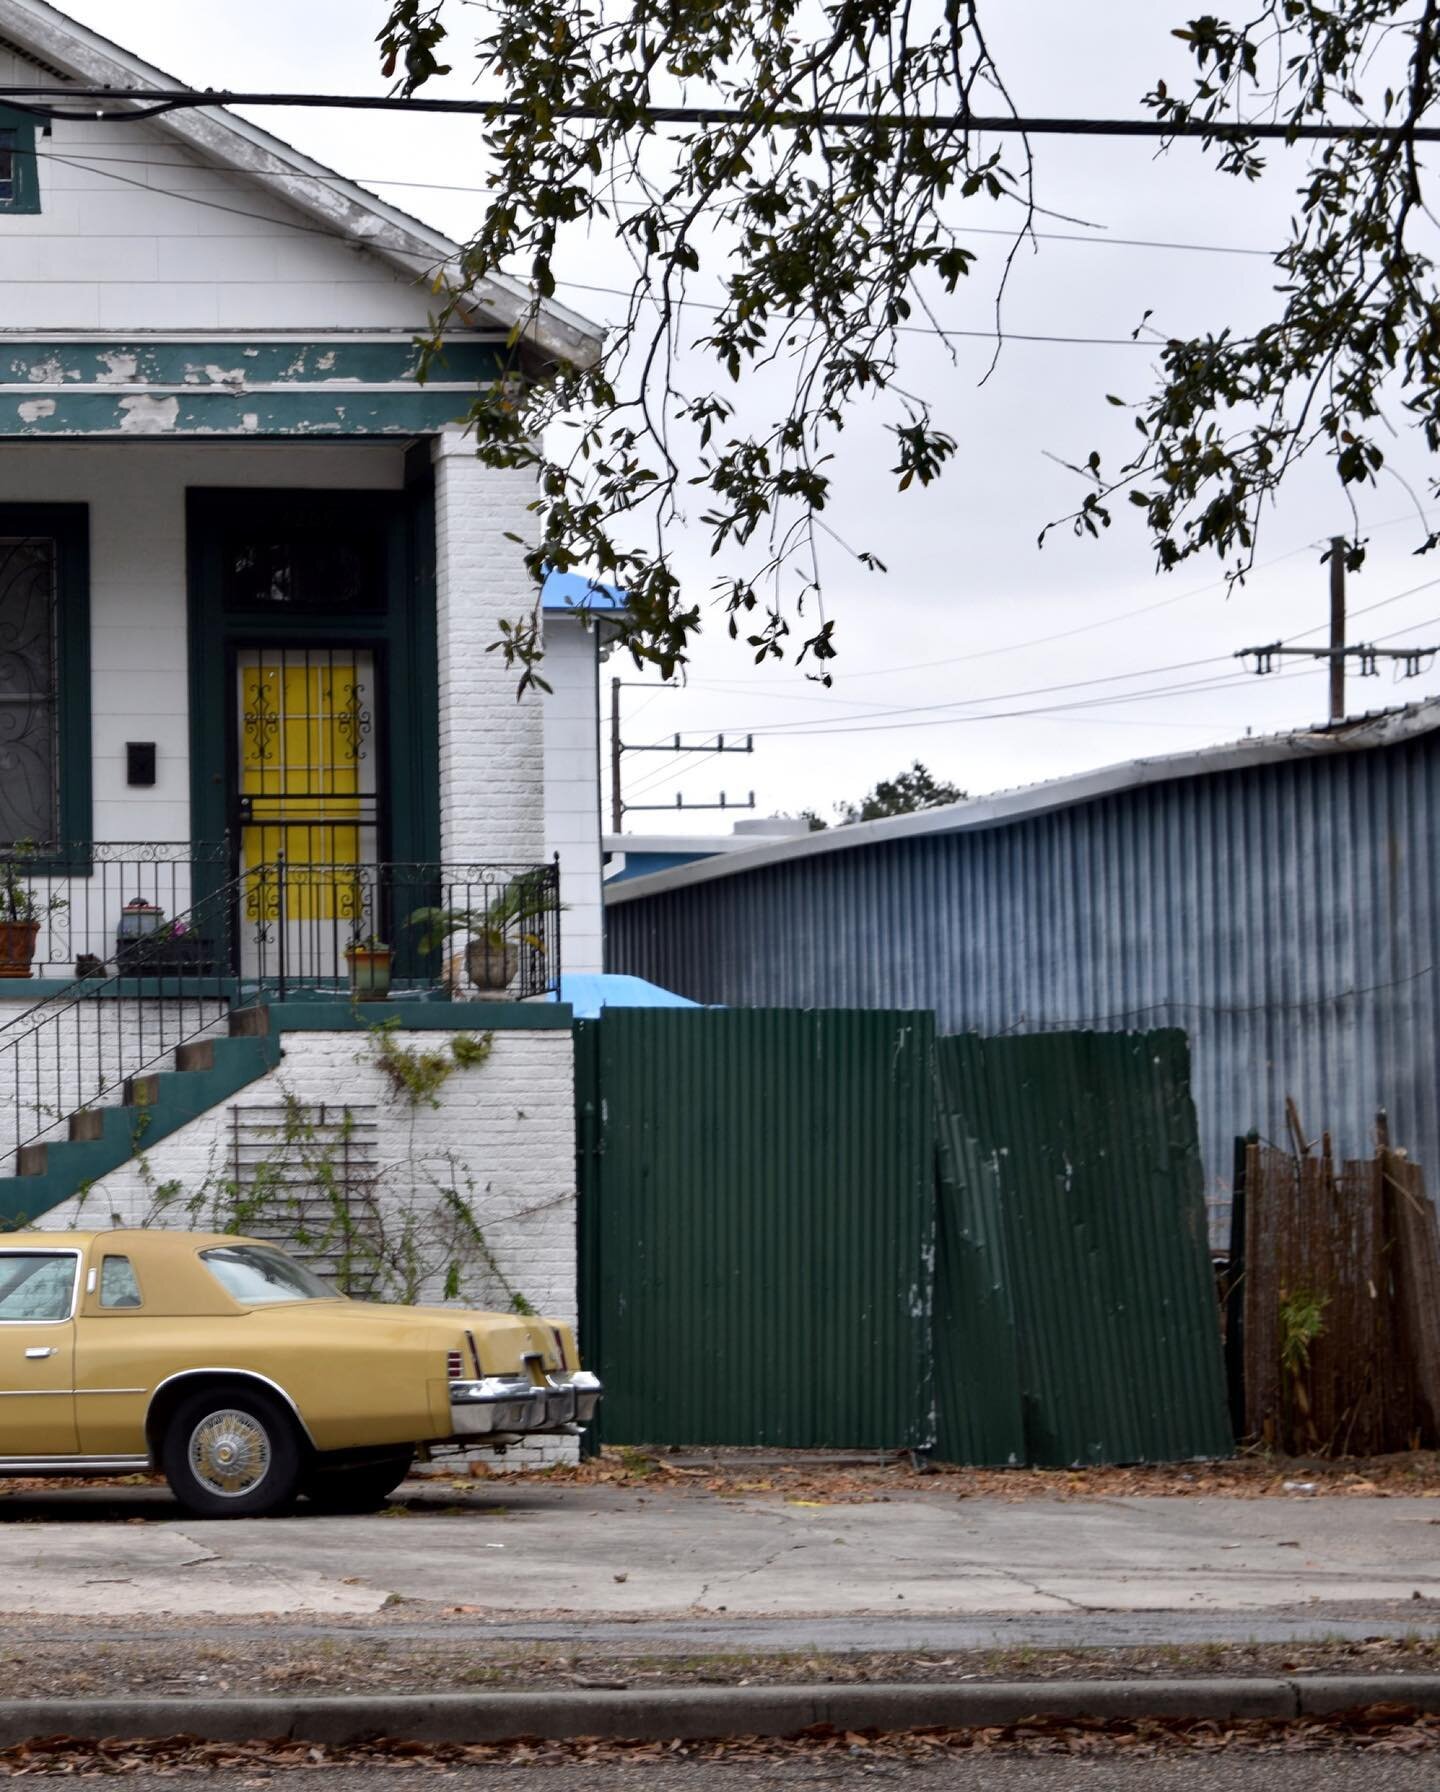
top-left (0, 1033), bottom-right (281, 1229)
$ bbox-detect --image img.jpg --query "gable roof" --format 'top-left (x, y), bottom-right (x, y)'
top-left (0, 0), bottom-right (603, 367)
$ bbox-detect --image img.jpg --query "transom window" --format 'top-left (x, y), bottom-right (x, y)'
top-left (0, 1252), bottom-right (77, 1323)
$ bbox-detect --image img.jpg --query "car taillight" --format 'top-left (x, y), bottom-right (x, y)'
top-left (551, 1326), bottom-right (569, 1370)
top-left (447, 1350), bottom-right (464, 1380)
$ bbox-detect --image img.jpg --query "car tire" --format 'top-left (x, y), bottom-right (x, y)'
top-left (161, 1387), bottom-right (304, 1519)
top-left (304, 1451), bottom-right (415, 1513)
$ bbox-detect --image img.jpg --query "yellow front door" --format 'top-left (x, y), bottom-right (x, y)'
top-left (236, 649), bottom-right (378, 982)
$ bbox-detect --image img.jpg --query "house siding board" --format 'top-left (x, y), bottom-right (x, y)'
top-left (0, 73), bottom-right (434, 334)
top-left (608, 731), bottom-right (1440, 1236)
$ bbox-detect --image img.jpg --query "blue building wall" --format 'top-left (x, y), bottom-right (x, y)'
top-left (607, 726), bottom-right (1440, 1241)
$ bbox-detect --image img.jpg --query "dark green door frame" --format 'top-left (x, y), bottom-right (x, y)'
top-left (185, 486), bottom-right (440, 961)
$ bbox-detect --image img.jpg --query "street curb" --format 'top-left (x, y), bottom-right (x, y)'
top-left (2, 1676), bottom-right (1440, 1745)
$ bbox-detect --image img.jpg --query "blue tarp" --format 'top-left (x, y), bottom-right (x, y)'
top-left (541, 570), bottom-right (627, 612)
top-left (552, 973), bottom-right (699, 1019)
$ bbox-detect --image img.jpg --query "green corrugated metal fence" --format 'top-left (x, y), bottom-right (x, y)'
top-left (932, 1031), bottom-right (1233, 1465)
top-left (577, 1008), bottom-right (936, 1449)
top-left (578, 1013), bottom-right (1232, 1463)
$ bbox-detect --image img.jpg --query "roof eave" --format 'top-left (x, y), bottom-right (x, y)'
top-left (0, 0), bottom-right (605, 368)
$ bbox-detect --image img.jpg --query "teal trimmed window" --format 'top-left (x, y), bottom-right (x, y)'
top-left (0, 505), bottom-right (91, 852)
top-left (0, 107), bottom-right (40, 215)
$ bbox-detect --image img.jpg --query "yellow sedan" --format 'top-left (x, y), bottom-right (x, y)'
top-left (0, 1230), bottom-right (600, 1518)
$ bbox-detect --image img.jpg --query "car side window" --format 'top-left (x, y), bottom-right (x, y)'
top-left (99, 1255), bottom-right (142, 1310)
top-left (0, 1253), bottom-right (76, 1322)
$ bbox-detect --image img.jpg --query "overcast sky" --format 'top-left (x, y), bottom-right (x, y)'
top-left (59, 0), bottom-right (1440, 832)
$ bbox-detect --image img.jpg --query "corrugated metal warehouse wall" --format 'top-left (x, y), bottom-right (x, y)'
top-left (608, 728), bottom-right (1440, 1235)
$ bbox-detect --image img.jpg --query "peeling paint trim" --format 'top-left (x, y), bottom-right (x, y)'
top-left (0, 0), bottom-right (603, 366)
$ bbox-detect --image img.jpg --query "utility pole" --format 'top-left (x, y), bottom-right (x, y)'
top-left (1238, 537), bottom-right (1438, 715)
top-left (607, 679), bottom-right (757, 834)
top-left (1329, 535), bottom-right (1346, 723)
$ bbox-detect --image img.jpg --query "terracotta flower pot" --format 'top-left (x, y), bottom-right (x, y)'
top-left (346, 946), bottom-right (393, 1001)
top-left (466, 936), bottom-right (518, 994)
top-left (0, 920), bottom-right (40, 978)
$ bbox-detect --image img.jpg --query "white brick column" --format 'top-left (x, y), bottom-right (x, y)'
top-left (432, 428), bottom-right (546, 865)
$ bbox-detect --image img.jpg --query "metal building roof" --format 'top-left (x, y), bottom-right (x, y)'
top-left (606, 699), bottom-right (1440, 905)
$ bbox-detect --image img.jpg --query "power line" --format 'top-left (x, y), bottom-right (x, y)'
top-left (633, 665), bottom-right (1312, 748)
top-left (553, 277), bottom-right (1155, 346)
top-left (24, 147), bottom-right (1161, 351)
top-left (635, 564), bottom-right (1440, 745)
top-left (35, 153), bottom-right (1280, 258)
top-left (7, 86), bottom-right (1440, 144)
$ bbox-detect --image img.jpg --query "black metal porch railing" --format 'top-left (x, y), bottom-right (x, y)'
top-left (0, 842), bottom-right (231, 980)
top-left (0, 846), bottom-right (563, 1000)
top-left (0, 856), bottom-right (562, 1180)
top-left (243, 859), bottom-right (562, 1002)
top-left (1, 868), bottom-right (244, 1179)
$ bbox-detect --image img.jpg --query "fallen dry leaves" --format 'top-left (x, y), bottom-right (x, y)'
top-left (2, 1707), bottom-right (1440, 1774)
top-left (493, 1445), bottom-right (1440, 1504)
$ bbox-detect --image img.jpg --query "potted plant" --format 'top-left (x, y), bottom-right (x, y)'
top-left (116, 915), bottom-right (216, 977)
top-left (345, 936), bottom-right (393, 1001)
top-left (409, 871), bottom-right (560, 997)
top-left (0, 841), bottom-right (67, 979)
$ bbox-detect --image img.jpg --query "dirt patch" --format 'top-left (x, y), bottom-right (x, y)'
top-left (8, 1445), bottom-right (1440, 1511)
top-left (493, 1445), bottom-right (1440, 1504)
top-left (11, 1634), bottom-right (1440, 1701)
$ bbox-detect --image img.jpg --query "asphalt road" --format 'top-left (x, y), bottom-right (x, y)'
top-left (25, 1757), bottom-right (1440, 1789)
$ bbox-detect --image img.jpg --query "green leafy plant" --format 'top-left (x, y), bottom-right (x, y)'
top-left (409, 870), bottom-right (561, 956)
top-left (0, 840), bottom-right (68, 925)
top-left (375, 1), bottom-right (1440, 685)
top-left (367, 1018), bottom-right (495, 1109)
top-left (1278, 1284), bottom-right (1329, 1452)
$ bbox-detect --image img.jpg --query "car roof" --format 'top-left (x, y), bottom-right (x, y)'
top-left (0, 1229), bottom-right (272, 1315)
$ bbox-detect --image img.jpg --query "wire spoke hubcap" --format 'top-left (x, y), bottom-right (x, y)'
top-left (189, 1409), bottom-right (271, 1498)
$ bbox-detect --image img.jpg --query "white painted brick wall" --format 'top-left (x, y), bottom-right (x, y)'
top-left (0, 994), bottom-right (230, 1168)
top-left (432, 430), bottom-right (546, 867)
top-left (543, 619), bottom-right (606, 976)
top-left (35, 1025), bottom-right (580, 1469)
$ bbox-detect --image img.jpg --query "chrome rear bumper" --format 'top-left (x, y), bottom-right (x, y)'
top-left (449, 1370), bottom-right (602, 1439)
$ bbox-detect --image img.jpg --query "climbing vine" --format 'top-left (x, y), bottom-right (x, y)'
top-left (64, 1024), bottom-right (547, 1318)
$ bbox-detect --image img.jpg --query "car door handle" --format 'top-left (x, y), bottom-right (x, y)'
top-left (24, 1348), bottom-right (56, 1360)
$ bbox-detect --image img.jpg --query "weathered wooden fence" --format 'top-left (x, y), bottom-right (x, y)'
top-left (1237, 1140), bottom-right (1440, 1454)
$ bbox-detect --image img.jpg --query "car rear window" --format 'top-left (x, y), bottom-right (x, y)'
top-left (199, 1245), bottom-right (337, 1304)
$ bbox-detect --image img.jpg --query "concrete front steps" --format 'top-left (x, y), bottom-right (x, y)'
top-left (0, 1008), bottom-right (280, 1229)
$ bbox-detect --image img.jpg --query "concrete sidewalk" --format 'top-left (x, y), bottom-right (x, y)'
top-left (2, 1479), bottom-right (1439, 1622)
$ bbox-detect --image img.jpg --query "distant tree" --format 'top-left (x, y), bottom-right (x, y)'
top-left (835, 762), bottom-right (967, 825)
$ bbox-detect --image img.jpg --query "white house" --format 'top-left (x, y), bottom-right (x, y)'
top-left (0, 0), bottom-right (611, 1409)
